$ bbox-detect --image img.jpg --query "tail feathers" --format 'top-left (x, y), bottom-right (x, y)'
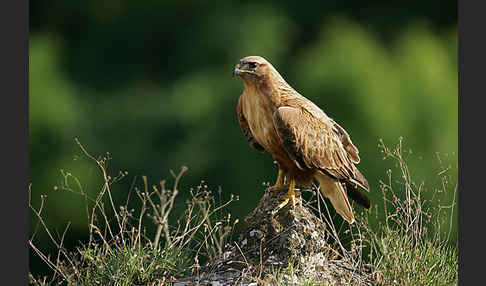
top-left (315, 172), bottom-right (355, 224)
top-left (345, 182), bottom-right (371, 209)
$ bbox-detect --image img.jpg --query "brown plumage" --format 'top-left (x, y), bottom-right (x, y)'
top-left (234, 56), bottom-right (371, 223)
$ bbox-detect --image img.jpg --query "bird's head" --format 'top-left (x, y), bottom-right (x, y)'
top-left (233, 56), bottom-right (272, 82)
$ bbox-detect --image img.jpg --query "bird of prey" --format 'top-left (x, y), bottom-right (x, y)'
top-left (233, 56), bottom-right (371, 224)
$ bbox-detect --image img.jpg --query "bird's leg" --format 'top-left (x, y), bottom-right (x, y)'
top-left (272, 179), bottom-right (298, 215)
top-left (267, 169), bottom-right (288, 192)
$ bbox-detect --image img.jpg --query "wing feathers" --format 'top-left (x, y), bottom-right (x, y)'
top-left (333, 121), bottom-right (360, 163)
top-left (273, 105), bottom-right (366, 188)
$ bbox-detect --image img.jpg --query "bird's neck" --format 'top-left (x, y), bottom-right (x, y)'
top-left (243, 73), bottom-right (294, 106)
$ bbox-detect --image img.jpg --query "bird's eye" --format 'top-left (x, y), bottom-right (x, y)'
top-left (248, 62), bottom-right (257, 69)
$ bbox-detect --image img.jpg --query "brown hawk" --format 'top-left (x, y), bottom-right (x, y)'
top-left (233, 56), bottom-right (371, 223)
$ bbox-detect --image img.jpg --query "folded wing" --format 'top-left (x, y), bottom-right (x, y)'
top-left (273, 103), bottom-right (370, 214)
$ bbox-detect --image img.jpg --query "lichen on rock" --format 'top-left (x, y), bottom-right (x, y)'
top-left (182, 187), bottom-right (375, 285)
top-left (238, 188), bottom-right (331, 268)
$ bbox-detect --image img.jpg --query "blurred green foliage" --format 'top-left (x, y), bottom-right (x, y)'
top-left (29, 1), bottom-right (457, 278)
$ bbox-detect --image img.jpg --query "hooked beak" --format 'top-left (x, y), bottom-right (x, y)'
top-left (232, 62), bottom-right (241, 77)
top-left (232, 63), bottom-right (254, 77)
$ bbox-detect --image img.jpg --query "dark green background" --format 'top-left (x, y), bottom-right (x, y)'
top-left (29, 0), bottom-right (457, 278)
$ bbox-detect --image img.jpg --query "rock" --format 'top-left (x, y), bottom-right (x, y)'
top-left (181, 187), bottom-right (375, 285)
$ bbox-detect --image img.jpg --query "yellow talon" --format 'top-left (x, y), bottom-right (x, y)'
top-left (272, 179), bottom-right (298, 215)
top-left (267, 169), bottom-right (288, 192)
